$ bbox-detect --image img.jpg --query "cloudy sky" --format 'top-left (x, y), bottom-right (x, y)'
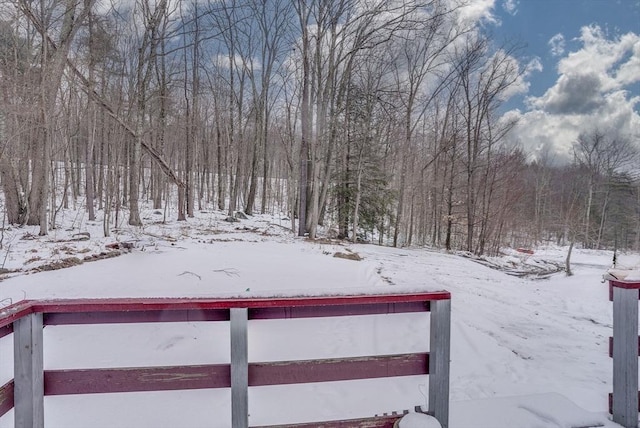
top-left (480, 0), bottom-right (640, 163)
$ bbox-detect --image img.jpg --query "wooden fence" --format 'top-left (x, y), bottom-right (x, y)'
top-left (608, 278), bottom-right (640, 428)
top-left (0, 292), bottom-right (451, 428)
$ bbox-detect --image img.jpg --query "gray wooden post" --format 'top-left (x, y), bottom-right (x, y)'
top-left (13, 312), bottom-right (44, 428)
top-left (612, 286), bottom-right (639, 428)
top-left (429, 299), bottom-right (450, 428)
top-left (230, 308), bottom-right (248, 428)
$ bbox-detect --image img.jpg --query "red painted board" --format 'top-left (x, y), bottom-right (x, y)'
top-left (30, 292), bottom-right (449, 314)
top-left (44, 364), bottom-right (231, 395)
top-left (252, 414), bottom-right (401, 428)
top-left (0, 301), bottom-right (34, 329)
top-left (609, 280), bottom-right (640, 291)
top-left (0, 324), bottom-right (12, 340)
top-left (44, 309), bottom-right (229, 326)
top-left (42, 353), bottom-right (428, 395)
top-left (249, 353), bottom-right (428, 386)
top-left (0, 380), bottom-right (13, 418)
top-left (249, 302), bottom-right (429, 320)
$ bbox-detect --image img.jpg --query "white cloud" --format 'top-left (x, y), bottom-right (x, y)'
top-left (526, 57), bottom-right (543, 74)
top-left (457, 0), bottom-right (498, 26)
top-left (503, 0), bottom-right (518, 16)
top-left (508, 25), bottom-right (640, 163)
top-left (548, 33), bottom-right (565, 57)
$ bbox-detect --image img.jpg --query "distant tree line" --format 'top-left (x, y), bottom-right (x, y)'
top-left (0, 0), bottom-right (637, 255)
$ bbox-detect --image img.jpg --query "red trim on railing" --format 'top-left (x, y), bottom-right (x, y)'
top-left (0, 324), bottom-right (12, 340)
top-left (44, 309), bottom-right (230, 325)
top-left (41, 353), bottom-right (428, 396)
top-left (0, 292), bottom-right (446, 420)
top-left (610, 280), bottom-right (640, 291)
top-left (0, 292), bottom-right (447, 327)
top-left (249, 301), bottom-right (429, 320)
top-left (0, 380), bottom-right (13, 418)
top-left (0, 301), bottom-right (35, 329)
top-left (249, 353), bottom-right (428, 386)
top-left (44, 364), bottom-right (231, 395)
top-left (31, 292), bottom-right (449, 313)
top-left (253, 414), bottom-right (402, 428)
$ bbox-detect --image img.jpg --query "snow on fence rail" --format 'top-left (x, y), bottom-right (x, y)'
top-left (0, 292), bottom-right (451, 428)
top-left (607, 276), bottom-right (640, 428)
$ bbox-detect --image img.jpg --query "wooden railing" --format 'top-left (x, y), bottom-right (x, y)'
top-left (0, 292), bottom-right (451, 428)
top-left (607, 278), bottom-right (640, 428)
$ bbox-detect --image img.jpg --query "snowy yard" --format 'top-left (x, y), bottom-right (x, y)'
top-left (0, 210), bottom-right (639, 427)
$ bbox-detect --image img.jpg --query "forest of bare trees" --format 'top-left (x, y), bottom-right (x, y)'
top-left (0, 0), bottom-right (638, 256)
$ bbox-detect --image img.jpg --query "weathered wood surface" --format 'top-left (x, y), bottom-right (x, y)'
top-left (37, 352), bottom-right (427, 397)
top-left (429, 298), bottom-right (451, 428)
top-left (611, 286), bottom-right (639, 428)
top-left (231, 308), bottom-right (249, 428)
top-left (0, 380), bottom-right (14, 418)
top-left (608, 392), bottom-right (640, 414)
top-left (13, 312), bottom-right (44, 428)
top-left (250, 301), bottom-right (429, 319)
top-left (250, 353), bottom-right (428, 386)
top-left (0, 301), bottom-right (34, 329)
top-left (44, 364), bottom-right (232, 395)
top-left (252, 414), bottom-right (401, 427)
top-left (0, 292), bottom-right (450, 426)
top-left (44, 309), bottom-right (229, 325)
top-left (609, 280), bottom-right (640, 301)
top-left (17, 292), bottom-right (447, 314)
top-left (608, 336), bottom-right (640, 358)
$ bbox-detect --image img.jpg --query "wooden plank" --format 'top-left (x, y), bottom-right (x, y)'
top-left (608, 392), bottom-right (640, 414)
top-left (249, 353), bottom-right (428, 386)
top-left (0, 324), bottom-right (12, 339)
top-left (250, 302), bottom-right (429, 320)
top-left (29, 292), bottom-right (449, 315)
top-left (39, 353), bottom-right (427, 396)
top-left (44, 364), bottom-right (231, 395)
top-left (0, 301), bottom-right (34, 329)
top-left (44, 309), bottom-right (229, 325)
top-left (429, 299), bottom-right (451, 428)
top-left (13, 312), bottom-right (44, 428)
top-left (610, 280), bottom-right (640, 291)
top-left (611, 286), bottom-right (639, 428)
top-left (251, 414), bottom-right (401, 427)
top-left (608, 336), bottom-right (640, 358)
top-left (0, 380), bottom-right (14, 418)
top-left (231, 308), bottom-right (249, 428)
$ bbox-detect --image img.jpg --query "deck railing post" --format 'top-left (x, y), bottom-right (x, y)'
top-left (13, 312), bottom-right (44, 428)
top-left (230, 308), bottom-right (249, 428)
top-left (428, 298), bottom-right (450, 428)
top-left (612, 285), bottom-right (639, 428)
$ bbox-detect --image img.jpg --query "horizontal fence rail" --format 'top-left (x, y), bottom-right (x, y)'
top-left (0, 292), bottom-right (451, 428)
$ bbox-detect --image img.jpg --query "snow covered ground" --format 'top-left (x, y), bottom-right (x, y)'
top-left (0, 207), bottom-right (639, 427)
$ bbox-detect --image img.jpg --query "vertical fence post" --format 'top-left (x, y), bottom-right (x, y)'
top-left (612, 285), bottom-right (639, 428)
top-left (13, 312), bottom-right (44, 428)
top-left (429, 298), bottom-right (450, 428)
top-left (230, 308), bottom-right (248, 428)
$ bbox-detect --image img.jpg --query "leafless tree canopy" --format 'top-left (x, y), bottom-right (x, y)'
top-left (0, 0), bottom-right (638, 254)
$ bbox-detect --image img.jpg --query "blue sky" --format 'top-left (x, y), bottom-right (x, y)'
top-left (480, 0), bottom-right (640, 161)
